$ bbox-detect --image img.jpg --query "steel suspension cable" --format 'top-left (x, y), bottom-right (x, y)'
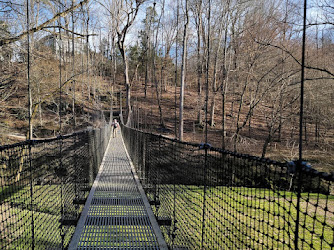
top-left (27, 1), bottom-right (32, 140)
top-left (174, 0), bottom-right (179, 139)
top-left (204, 0), bottom-right (210, 145)
top-left (72, 0), bottom-right (76, 130)
top-left (295, 0), bottom-right (307, 248)
top-left (26, 0), bottom-right (35, 248)
top-left (299, 0), bottom-right (307, 162)
top-left (201, 0), bottom-right (211, 247)
top-left (58, 18), bottom-right (62, 133)
top-left (57, 8), bottom-right (65, 246)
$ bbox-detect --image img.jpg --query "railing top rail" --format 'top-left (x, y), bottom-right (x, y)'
top-left (0, 126), bottom-right (101, 151)
top-left (121, 117), bottom-right (334, 182)
top-left (121, 122), bottom-right (286, 165)
top-left (122, 117), bottom-right (334, 250)
top-left (1, 123), bottom-right (111, 249)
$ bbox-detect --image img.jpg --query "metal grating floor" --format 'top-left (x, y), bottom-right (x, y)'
top-left (69, 130), bottom-right (167, 249)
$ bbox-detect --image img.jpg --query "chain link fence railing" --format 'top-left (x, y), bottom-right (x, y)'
top-left (121, 124), bottom-right (334, 249)
top-left (0, 125), bottom-right (111, 249)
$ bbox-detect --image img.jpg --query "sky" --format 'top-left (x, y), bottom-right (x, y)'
top-left (1, 0), bottom-right (332, 55)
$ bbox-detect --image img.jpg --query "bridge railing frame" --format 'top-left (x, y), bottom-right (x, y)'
top-left (121, 123), bottom-right (334, 249)
top-left (0, 125), bottom-right (111, 249)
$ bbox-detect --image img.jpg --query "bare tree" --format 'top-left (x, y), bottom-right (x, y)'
top-left (99, 0), bottom-right (145, 121)
top-left (209, 0), bottom-right (231, 127)
top-left (116, 0), bottom-right (144, 120)
top-left (0, 0), bottom-right (90, 46)
top-left (191, 0), bottom-right (204, 126)
top-left (179, 0), bottom-right (189, 141)
top-left (152, 0), bottom-right (166, 128)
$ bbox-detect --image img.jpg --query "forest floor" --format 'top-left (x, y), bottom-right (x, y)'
top-left (129, 82), bottom-right (334, 173)
top-left (1, 77), bottom-right (333, 173)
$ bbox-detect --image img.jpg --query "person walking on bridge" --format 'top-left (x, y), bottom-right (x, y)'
top-left (111, 119), bottom-right (119, 138)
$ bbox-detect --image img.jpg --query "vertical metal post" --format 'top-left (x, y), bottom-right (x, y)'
top-left (74, 134), bottom-right (79, 216)
top-left (29, 145), bottom-right (34, 250)
top-left (201, 145), bottom-right (208, 249)
top-left (137, 107), bottom-right (140, 130)
top-left (142, 133), bottom-right (146, 182)
top-left (59, 137), bottom-right (64, 249)
top-left (120, 90), bottom-right (123, 118)
top-left (155, 136), bottom-right (161, 209)
top-left (110, 86), bottom-right (113, 125)
top-left (172, 141), bottom-right (177, 248)
top-left (88, 128), bottom-right (94, 187)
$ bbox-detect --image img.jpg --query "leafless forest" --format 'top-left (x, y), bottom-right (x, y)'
top-left (0, 0), bottom-right (333, 171)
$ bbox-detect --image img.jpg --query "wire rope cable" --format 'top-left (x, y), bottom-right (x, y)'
top-left (201, 0), bottom-right (211, 247)
top-left (26, 0), bottom-right (35, 248)
top-left (174, 0), bottom-right (179, 139)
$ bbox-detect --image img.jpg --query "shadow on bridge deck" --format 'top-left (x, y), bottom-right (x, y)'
top-left (69, 130), bottom-right (167, 249)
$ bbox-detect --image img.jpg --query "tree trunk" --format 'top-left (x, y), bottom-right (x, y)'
top-left (38, 81), bottom-right (42, 126)
top-left (210, 13), bottom-right (225, 127)
top-left (278, 96), bottom-right (283, 142)
top-left (195, 1), bottom-right (203, 126)
top-left (222, 90), bottom-right (226, 149)
top-left (315, 110), bottom-right (319, 143)
top-left (221, 4), bottom-right (230, 149)
top-left (179, 0), bottom-right (189, 141)
top-left (210, 98), bottom-right (215, 127)
top-left (262, 133), bottom-right (272, 158)
top-left (153, 59), bottom-right (165, 127)
top-left (248, 111), bottom-right (252, 137)
top-left (304, 120), bottom-right (307, 142)
top-left (109, 86), bottom-right (113, 124)
top-left (86, 11), bottom-right (90, 101)
top-left (124, 55), bottom-right (131, 113)
top-left (234, 82), bottom-right (247, 151)
top-left (144, 55), bottom-right (148, 98)
top-left (152, 1), bottom-right (165, 128)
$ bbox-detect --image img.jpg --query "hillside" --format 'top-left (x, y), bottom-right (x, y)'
top-left (0, 0), bottom-right (333, 173)
top-left (0, 58), bottom-right (113, 144)
top-left (130, 82), bottom-right (334, 173)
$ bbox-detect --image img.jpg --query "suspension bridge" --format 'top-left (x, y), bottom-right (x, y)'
top-left (1, 117), bottom-right (334, 249)
top-left (68, 129), bottom-right (167, 249)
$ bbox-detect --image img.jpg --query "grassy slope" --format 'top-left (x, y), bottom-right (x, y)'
top-left (156, 185), bottom-right (334, 249)
top-left (2, 185), bottom-right (332, 249)
top-left (0, 185), bottom-right (78, 249)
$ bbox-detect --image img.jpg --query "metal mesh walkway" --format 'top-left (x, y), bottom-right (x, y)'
top-left (69, 130), bottom-right (167, 249)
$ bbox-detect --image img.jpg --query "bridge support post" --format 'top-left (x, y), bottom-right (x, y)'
top-left (87, 127), bottom-right (94, 186)
top-left (142, 134), bottom-right (146, 184)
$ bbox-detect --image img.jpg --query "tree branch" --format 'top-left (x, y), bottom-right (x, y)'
top-left (308, 22), bottom-right (334, 26)
top-left (0, 0), bottom-right (90, 46)
top-left (255, 40), bottom-right (334, 78)
top-left (42, 25), bottom-right (97, 37)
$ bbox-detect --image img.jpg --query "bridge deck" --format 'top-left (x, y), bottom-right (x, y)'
top-left (69, 130), bottom-right (167, 249)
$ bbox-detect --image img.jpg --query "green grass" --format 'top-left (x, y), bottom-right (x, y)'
top-left (2, 184), bottom-right (333, 249)
top-left (1, 184), bottom-right (79, 249)
top-left (155, 185), bottom-right (334, 249)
